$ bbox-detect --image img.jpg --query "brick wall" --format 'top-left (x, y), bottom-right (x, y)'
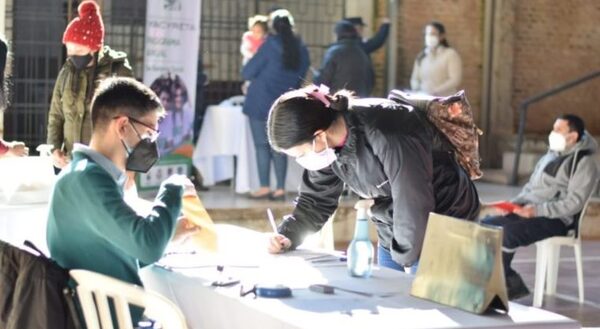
top-left (370, 0), bottom-right (389, 97)
top-left (512, 0), bottom-right (600, 134)
top-left (373, 0), bottom-right (599, 135)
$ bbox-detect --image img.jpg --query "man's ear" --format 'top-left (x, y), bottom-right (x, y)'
top-left (567, 131), bottom-right (579, 145)
top-left (113, 116), bottom-right (129, 139)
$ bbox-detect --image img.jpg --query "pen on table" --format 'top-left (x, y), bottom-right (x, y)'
top-left (310, 256), bottom-right (347, 264)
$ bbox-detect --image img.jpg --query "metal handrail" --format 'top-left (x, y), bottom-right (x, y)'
top-left (510, 70), bottom-right (600, 185)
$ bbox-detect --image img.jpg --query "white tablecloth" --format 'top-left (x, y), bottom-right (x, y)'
top-left (141, 225), bottom-right (580, 329)
top-left (0, 203), bottom-right (50, 255)
top-left (193, 101), bottom-right (304, 193)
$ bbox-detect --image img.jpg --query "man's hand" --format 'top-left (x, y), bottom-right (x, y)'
top-left (6, 141), bottom-right (29, 157)
top-left (267, 233), bottom-right (292, 254)
top-left (163, 174), bottom-right (196, 196)
top-left (479, 202), bottom-right (509, 218)
top-left (52, 149), bottom-right (69, 168)
top-left (514, 205), bottom-right (536, 218)
top-left (171, 217), bottom-right (201, 244)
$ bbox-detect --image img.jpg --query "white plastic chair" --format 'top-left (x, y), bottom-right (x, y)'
top-left (533, 192), bottom-right (598, 307)
top-left (70, 269), bottom-right (187, 329)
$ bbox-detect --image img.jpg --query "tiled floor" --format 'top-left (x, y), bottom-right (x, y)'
top-left (511, 241), bottom-right (600, 328)
top-left (144, 181), bottom-right (600, 327)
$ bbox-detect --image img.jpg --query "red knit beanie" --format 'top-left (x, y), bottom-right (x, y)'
top-left (62, 1), bottom-right (104, 52)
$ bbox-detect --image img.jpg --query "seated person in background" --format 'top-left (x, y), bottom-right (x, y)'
top-left (47, 77), bottom-right (199, 323)
top-left (483, 114), bottom-right (599, 300)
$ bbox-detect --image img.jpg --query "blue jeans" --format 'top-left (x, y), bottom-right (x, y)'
top-left (378, 244), bottom-right (419, 274)
top-left (249, 118), bottom-right (287, 190)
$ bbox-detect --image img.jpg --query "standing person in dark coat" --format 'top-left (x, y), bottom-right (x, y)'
top-left (242, 9), bottom-right (310, 200)
top-left (265, 85), bottom-right (480, 273)
top-left (345, 16), bottom-right (390, 55)
top-left (314, 20), bottom-right (374, 97)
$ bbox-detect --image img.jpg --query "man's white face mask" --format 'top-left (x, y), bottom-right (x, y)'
top-left (548, 131), bottom-right (567, 152)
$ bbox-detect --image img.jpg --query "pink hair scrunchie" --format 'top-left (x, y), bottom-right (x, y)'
top-left (307, 84), bottom-right (331, 108)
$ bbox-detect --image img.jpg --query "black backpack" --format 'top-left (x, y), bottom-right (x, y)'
top-left (0, 240), bottom-right (82, 329)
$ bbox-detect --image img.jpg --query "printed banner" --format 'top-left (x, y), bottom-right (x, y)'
top-left (141, 0), bottom-right (201, 189)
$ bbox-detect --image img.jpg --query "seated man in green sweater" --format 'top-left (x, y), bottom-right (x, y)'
top-left (47, 77), bottom-right (198, 291)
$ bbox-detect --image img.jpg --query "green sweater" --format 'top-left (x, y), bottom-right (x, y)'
top-left (47, 151), bottom-right (183, 288)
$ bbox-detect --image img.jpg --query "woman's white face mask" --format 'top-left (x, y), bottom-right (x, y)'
top-left (548, 131), bottom-right (567, 152)
top-left (425, 34), bottom-right (439, 48)
top-left (424, 25), bottom-right (440, 48)
top-left (295, 138), bottom-right (337, 171)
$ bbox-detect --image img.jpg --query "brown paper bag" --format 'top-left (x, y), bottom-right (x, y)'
top-left (410, 213), bottom-right (508, 314)
top-left (181, 195), bottom-right (218, 252)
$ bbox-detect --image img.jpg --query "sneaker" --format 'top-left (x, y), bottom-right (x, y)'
top-left (506, 272), bottom-right (530, 300)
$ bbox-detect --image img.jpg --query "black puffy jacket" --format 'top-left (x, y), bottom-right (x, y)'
top-left (0, 240), bottom-right (77, 329)
top-left (279, 98), bottom-right (480, 266)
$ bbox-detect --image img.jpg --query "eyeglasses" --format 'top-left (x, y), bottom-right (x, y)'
top-left (113, 116), bottom-right (160, 142)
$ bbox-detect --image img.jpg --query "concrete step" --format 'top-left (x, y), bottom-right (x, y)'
top-left (479, 168), bottom-right (529, 185)
top-left (205, 203), bottom-right (368, 245)
top-left (196, 187), bottom-right (368, 244)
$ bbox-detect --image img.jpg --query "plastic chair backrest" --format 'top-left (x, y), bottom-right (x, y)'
top-left (575, 179), bottom-right (599, 240)
top-left (70, 269), bottom-right (187, 329)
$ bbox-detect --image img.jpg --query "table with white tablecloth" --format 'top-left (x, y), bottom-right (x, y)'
top-left (0, 203), bottom-right (50, 255)
top-left (141, 225), bottom-right (580, 329)
top-left (193, 98), bottom-right (304, 194)
top-left (0, 156), bottom-right (54, 255)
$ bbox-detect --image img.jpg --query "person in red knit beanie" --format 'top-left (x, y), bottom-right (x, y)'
top-left (62, 0), bottom-right (105, 53)
top-left (47, 0), bottom-right (133, 170)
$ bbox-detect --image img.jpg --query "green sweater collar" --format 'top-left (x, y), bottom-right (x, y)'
top-left (72, 143), bottom-right (127, 188)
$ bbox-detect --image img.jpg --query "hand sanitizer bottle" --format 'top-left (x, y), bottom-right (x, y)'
top-left (347, 200), bottom-right (374, 278)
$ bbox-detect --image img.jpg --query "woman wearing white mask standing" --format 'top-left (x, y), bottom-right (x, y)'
top-left (264, 85), bottom-right (480, 273)
top-left (410, 21), bottom-right (462, 97)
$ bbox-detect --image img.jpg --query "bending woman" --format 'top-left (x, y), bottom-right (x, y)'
top-left (266, 85), bottom-right (480, 272)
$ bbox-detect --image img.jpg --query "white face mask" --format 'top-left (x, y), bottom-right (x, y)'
top-left (425, 34), bottom-right (439, 48)
top-left (548, 131), bottom-right (567, 152)
top-left (295, 138), bottom-right (337, 171)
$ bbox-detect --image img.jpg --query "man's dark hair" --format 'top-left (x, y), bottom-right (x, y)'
top-left (558, 114), bottom-right (585, 142)
top-left (91, 77), bottom-right (164, 130)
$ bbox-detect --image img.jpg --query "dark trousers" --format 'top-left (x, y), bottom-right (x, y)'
top-left (483, 214), bottom-right (568, 276)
